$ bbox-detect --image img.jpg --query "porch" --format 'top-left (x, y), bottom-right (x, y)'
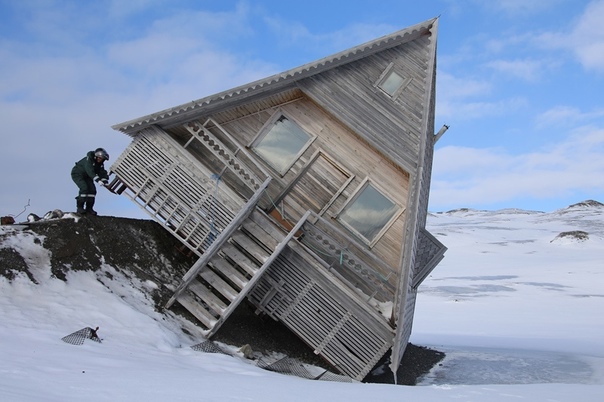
top-left (108, 123), bottom-right (399, 379)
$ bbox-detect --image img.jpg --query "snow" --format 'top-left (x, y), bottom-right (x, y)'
top-left (1, 204), bottom-right (604, 401)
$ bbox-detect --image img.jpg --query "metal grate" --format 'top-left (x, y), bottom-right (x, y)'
top-left (61, 327), bottom-right (102, 345)
top-left (190, 340), bottom-right (229, 354)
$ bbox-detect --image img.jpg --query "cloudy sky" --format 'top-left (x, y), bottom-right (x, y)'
top-left (1, 0), bottom-right (603, 220)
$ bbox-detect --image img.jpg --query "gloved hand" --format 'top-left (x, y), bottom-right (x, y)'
top-left (98, 179), bottom-right (109, 187)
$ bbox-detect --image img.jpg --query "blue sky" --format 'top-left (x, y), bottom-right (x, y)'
top-left (1, 0), bottom-right (603, 220)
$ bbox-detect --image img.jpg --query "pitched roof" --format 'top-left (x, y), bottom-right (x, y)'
top-left (112, 18), bottom-right (438, 134)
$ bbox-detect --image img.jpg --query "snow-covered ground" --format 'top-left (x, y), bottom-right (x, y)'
top-left (1, 202), bottom-right (603, 401)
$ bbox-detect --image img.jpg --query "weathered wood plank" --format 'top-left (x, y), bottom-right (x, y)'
top-left (176, 293), bottom-right (217, 329)
top-left (248, 209), bottom-right (289, 241)
top-left (187, 280), bottom-right (228, 315)
top-left (230, 232), bottom-right (269, 263)
top-left (220, 243), bottom-right (260, 276)
top-left (240, 219), bottom-right (280, 250)
top-left (208, 258), bottom-right (249, 290)
top-left (199, 269), bottom-right (238, 301)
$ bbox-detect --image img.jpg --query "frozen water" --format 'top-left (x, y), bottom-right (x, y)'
top-left (419, 346), bottom-right (594, 385)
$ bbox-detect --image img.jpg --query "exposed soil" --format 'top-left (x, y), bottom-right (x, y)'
top-left (1, 214), bottom-right (444, 384)
top-left (212, 300), bottom-right (445, 384)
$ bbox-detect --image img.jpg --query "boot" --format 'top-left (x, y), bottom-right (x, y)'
top-left (85, 197), bottom-right (97, 216)
top-left (76, 197), bottom-right (86, 214)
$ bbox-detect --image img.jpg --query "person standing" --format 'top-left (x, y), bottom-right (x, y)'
top-left (71, 148), bottom-right (110, 215)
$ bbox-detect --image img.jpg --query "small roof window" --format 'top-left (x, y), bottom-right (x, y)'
top-left (381, 70), bottom-right (405, 96)
top-left (376, 63), bottom-right (411, 99)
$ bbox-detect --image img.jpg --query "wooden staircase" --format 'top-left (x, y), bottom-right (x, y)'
top-left (169, 209), bottom-right (310, 338)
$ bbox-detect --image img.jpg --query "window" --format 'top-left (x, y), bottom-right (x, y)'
top-left (252, 112), bottom-right (313, 175)
top-left (380, 70), bottom-right (405, 96)
top-left (338, 180), bottom-right (399, 244)
top-left (376, 63), bottom-right (411, 99)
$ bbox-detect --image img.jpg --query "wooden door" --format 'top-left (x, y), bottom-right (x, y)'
top-left (269, 150), bottom-right (352, 230)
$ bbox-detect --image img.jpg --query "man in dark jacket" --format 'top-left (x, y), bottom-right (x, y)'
top-left (71, 148), bottom-right (110, 215)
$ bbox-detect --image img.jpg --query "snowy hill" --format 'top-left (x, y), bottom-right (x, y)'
top-left (1, 201), bottom-right (603, 401)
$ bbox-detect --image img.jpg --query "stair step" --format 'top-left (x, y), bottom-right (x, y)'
top-left (187, 280), bottom-right (227, 315)
top-left (249, 209), bottom-right (287, 242)
top-left (176, 292), bottom-right (217, 330)
top-left (170, 208), bottom-right (289, 334)
top-left (209, 257), bottom-right (249, 290)
top-left (221, 243), bottom-right (260, 276)
top-left (230, 232), bottom-right (270, 263)
top-left (199, 269), bottom-right (239, 302)
top-left (241, 220), bottom-right (280, 250)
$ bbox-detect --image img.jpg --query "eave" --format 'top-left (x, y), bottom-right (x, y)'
top-left (112, 18), bottom-right (437, 136)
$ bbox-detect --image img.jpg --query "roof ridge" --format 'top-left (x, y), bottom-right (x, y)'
top-left (112, 17), bottom-right (438, 133)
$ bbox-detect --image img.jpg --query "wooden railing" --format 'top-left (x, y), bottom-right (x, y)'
top-left (297, 212), bottom-right (397, 303)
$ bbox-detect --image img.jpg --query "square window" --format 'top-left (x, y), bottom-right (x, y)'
top-left (376, 63), bottom-right (411, 99)
top-left (380, 70), bottom-right (405, 96)
top-left (338, 181), bottom-right (399, 244)
top-left (252, 113), bottom-right (313, 175)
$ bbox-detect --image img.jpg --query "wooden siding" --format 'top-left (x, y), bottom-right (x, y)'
top-left (298, 213), bottom-right (398, 302)
top-left (390, 20), bottom-right (440, 375)
top-left (213, 96), bottom-right (410, 271)
top-left (412, 228), bottom-right (446, 288)
top-left (298, 33), bottom-right (433, 176)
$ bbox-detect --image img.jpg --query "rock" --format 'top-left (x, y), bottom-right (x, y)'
top-left (551, 230), bottom-right (589, 243)
top-left (1, 216), bottom-right (15, 225)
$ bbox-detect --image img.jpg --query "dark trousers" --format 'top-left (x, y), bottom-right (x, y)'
top-left (71, 173), bottom-right (96, 199)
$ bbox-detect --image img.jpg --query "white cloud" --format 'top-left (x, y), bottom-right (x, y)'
top-left (437, 96), bottom-right (527, 120)
top-left (438, 72), bottom-right (492, 99)
top-left (435, 72), bottom-right (528, 120)
top-left (536, 0), bottom-right (604, 72)
top-left (0, 3), bottom-right (277, 218)
top-left (108, 0), bottom-right (164, 19)
top-left (485, 59), bottom-right (549, 81)
top-left (570, 0), bottom-right (604, 71)
top-left (431, 125), bottom-right (604, 209)
top-left (262, 16), bottom-right (397, 55)
top-left (535, 106), bottom-right (604, 128)
top-left (473, 0), bottom-right (567, 16)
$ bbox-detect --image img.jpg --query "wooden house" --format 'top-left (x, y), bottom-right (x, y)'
top-left (108, 17), bottom-right (447, 381)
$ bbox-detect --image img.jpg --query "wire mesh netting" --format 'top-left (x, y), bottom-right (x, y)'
top-left (257, 356), bottom-right (319, 379)
top-left (190, 340), bottom-right (353, 381)
top-left (256, 356), bottom-right (355, 382)
top-left (61, 327), bottom-right (102, 345)
top-left (190, 340), bottom-right (230, 354)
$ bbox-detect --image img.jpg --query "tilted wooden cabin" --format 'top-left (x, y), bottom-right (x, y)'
top-left (108, 17), bottom-right (447, 380)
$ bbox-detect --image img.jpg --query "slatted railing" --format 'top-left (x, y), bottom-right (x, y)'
top-left (298, 213), bottom-right (397, 303)
top-left (109, 125), bottom-right (269, 256)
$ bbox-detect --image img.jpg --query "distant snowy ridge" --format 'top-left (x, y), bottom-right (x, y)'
top-left (429, 199), bottom-right (604, 239)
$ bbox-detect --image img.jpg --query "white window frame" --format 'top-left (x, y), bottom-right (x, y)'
top-left (336, 177), bottom-right (404, 247)
top-left (375, 62), bottom-right (412, 100)
top-left (249, 109), bottom-right (316, 176)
